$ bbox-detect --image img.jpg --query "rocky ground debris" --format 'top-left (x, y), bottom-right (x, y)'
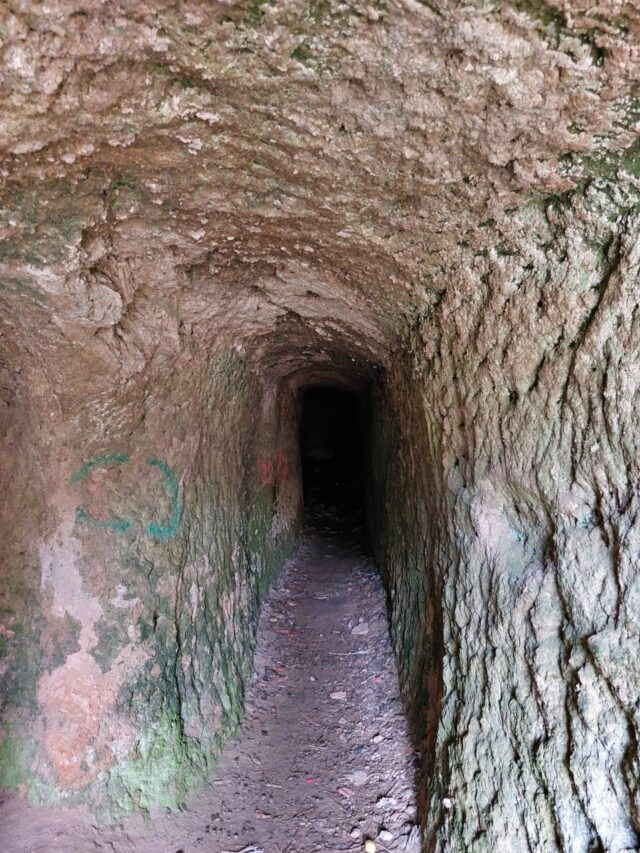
top-left (0, 526), bottom-right (419, 852)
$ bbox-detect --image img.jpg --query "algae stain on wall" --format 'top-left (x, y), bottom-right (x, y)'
top-left (36, 519), bottom-right (148, 788)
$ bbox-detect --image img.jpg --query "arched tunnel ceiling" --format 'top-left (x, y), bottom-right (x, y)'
top-left (1, 0), bottom-right (639, 387)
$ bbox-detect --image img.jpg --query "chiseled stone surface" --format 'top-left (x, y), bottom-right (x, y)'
top-left (1, 0), bottom-right (639, 848)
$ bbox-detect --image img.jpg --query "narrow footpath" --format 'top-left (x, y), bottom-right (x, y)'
top-left (1, 528), bottom-right (420, 853)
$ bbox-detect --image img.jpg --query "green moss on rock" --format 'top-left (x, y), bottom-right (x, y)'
top-left (0, 732), bottom-right (37, 790)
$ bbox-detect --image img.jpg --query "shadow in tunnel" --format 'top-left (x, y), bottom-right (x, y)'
top-left (299, 386), bottom-right (367, 538)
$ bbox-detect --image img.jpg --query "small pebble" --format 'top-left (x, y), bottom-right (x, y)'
top-left (347, 770), bottom-right (368, 786)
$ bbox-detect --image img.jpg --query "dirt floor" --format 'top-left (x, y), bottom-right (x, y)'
top-left (0, 523), bottom-right (420, 853)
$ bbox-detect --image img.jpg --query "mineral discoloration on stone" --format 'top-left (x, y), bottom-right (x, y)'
top-left (1, 0), bottom-right (640, 849)
top-left (37, 649), bottom-right (139, 788)
top-left (39, 519), bottom-right (104, 652)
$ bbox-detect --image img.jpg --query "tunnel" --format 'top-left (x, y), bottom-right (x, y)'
top-left (1, 2), bottom-right (640, 852)
top-left (300, 385), bottom-right (366, 521)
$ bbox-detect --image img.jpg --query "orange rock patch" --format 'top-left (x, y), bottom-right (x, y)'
top-left (37, 651), bottom-right (122, 788)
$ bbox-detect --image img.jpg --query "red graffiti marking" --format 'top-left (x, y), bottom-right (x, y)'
top-left (275, 451), bottom-right (288, 482)
top-left (257, 456), bottom-right (275, 487)
top-left (257, 452), bottom-right (289, 487)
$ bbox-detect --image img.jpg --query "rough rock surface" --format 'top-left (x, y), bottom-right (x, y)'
top-left (0, 529), bottom-right (418, 852)
top-left (1, 0), bottom-right (640, 850)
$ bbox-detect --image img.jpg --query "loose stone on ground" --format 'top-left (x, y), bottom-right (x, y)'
top-left (0, 528), bottom-right (417, 852)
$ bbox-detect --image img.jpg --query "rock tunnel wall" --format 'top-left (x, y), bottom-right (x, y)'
top-left (0, 337), bottom-right (297, 818)
top-left (1, 0), bottom-right (640, 849)
top-left (367, 356), bottom-right (443, 771)
top-left (368, 185), bottom-right (640, 852)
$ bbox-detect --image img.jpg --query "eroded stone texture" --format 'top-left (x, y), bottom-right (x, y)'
top-left (372, 187), bottom-right (640, 851)
top-left (1, 0), bottom-right (639, 848)
top-left (1, 342), bottom-right (297, 817)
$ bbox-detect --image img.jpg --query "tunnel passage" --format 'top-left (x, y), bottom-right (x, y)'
top-left (300, 386), bottom-right (366, 520)
top-left (2, 2), bottom-right (640, 851)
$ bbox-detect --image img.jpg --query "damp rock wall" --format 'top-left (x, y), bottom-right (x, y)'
top-left (0, 342), bottom-right (297, 820)
top-left (1, 0), bottom-right (640, 846)
top-left (370, 181), bottom-right (640, 852)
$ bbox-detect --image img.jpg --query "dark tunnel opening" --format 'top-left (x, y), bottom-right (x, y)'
top-left (299, 386), bottom-right (367, 532)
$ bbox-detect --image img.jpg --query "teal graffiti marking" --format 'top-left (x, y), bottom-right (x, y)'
top-left (71, 453), bottom-right (130, 483)
top-left (71, 454), bottom-right (134, 532)
top-left (71, 454), bottom-right (181, 540)
top-left (75, 506), bottom-right (133, 533)
top-left (145, 457), bottom-right (181, 540)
